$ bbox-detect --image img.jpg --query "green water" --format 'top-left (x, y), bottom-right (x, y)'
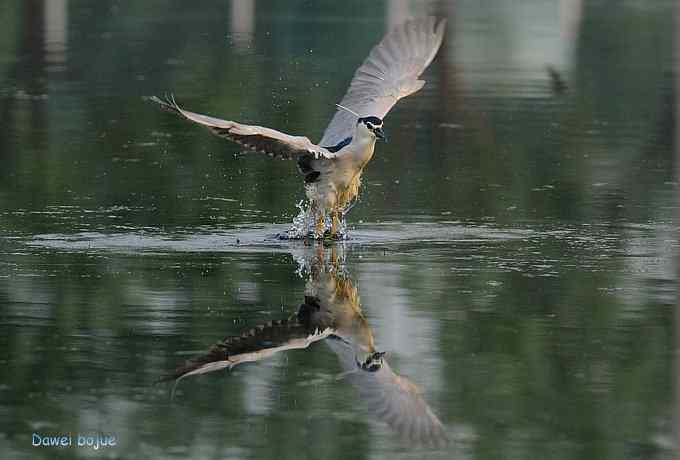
top-left (0, 1), bottom-right (676, 459)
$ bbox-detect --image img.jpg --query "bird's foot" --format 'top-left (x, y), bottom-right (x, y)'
top-left (314, 215), bottom-right (325, 238)
top-left (329, 212), bottom-right (338, 237)
top-left (322, 226), bottom-right (343, 241)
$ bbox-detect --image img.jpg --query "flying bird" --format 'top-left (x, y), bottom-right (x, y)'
top-left (150, 17), bottom-right (446, 238)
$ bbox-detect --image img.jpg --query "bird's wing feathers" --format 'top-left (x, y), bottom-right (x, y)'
top-left (359, 362), bottom-right (448, 448)
top-left (165, 317), bottom-right (333, 381)
top-left (326, 339), bottom-right (448, 448)
top-left (149, 96), bottom-right (335, 160)
top-left (319, 16), bottom-right (446, 146)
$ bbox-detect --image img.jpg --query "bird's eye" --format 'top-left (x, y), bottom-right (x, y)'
top-left (366, 123), bottom-right (373, 130)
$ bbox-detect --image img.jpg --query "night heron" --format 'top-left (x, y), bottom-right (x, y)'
top-left (166, 245), bottom-right (448, 447)
top-left (150, 17), bottom-right (446, 238)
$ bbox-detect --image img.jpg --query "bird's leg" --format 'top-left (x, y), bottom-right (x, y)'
top-left (306, 200), bottom-right (324, 239)
top-left (330, 245), bottom-right (338, 267)
top-left (314, 211), bottom-right (325, 238)
top-left (328, 210), bottom-right (338, 239)
top-left (314, 243), bottom-right (324, 261)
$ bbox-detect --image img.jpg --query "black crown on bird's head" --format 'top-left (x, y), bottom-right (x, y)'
top-left (357, 116), bottom-right (383, 128)
top-left (359, 351), bottom-right (386, 372)
top-left (357, 116), bottom-right (386, 141)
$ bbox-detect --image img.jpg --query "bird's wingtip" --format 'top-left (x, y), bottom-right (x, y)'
top-left (146, 93), bottom-right (183, 114)
top-left (144, 95), bottom-right (162, 105)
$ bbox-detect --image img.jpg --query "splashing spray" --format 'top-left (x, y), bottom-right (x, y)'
top-left (284, 199), bottom-right (352, 240)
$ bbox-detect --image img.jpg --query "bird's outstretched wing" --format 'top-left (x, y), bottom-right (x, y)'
top-left (319, 17), bottom-right (446, 147)
top-left (165, 317), bottom-right (333, 382)
top-left (149, 95), bottom-right (335, 160)
top-left (326, 338), bottom-right (449, 448)
top-left (164, 298), bottom-right (336, 382)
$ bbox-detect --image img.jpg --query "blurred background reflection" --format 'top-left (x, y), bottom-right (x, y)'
top-left (0, 1), bottom-right (675, 459)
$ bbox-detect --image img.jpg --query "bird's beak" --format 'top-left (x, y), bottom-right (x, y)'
top-left (374, 127), bottom-right (387, 142)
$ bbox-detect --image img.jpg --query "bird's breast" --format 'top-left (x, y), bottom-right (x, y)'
top-left (335, 140), bottom-right (376, 181)
top-left (304, 139), bottom-right (376, 209)
top-left (349, 139), bottom-right (376, 168)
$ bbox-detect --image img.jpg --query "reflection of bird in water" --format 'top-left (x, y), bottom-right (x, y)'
top-left (150, 17), bottom-right (446, 239)
top-left (166, 245), bottom-right (448, 448)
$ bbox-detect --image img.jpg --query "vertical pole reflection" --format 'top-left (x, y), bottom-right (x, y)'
top-left (230, 0), bottom-right (255, 55)
top-left (43, 0), bottom-right (68, 73)
top-left (559, 0), bottom-right (582, 46)
top-left (386, 0), bottom-right (412, 30)
top-left (20, 0), bottom-right (45, 96)
top-left (559, 0), bottom-right (582, 75)
top-left (386, 0), bottom-right (441, 30)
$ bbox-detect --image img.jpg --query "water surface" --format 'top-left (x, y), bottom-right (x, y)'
top-left (0, 1), bottom-right (676, 459)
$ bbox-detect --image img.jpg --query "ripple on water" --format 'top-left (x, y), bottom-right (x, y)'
top-left (23, 221), bottom-right (535, 255)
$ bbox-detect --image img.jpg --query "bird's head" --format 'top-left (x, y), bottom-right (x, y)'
top-left (357, 116), bottom-right (387, 142)
top-left (358, 351), bottom-right (386, 372)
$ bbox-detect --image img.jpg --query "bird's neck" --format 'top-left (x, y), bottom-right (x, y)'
top-left (352, 125), bottom-right (376, 147)
top-left (352, 125), bottom-right (376, 145)
top-left (348, 132), bottom-right (376, 167)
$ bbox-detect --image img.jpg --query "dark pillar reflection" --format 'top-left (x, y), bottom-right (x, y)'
top-left (0, 1), bottom-right (47, 170)
top-left (0, 0), bottom-right (49, 198)
top-left (21, 0), bottom-right (46, 92)
top-left (673, 0), bottom-right (680, 456)
top-left (434, 0), bottom-right (457, 125)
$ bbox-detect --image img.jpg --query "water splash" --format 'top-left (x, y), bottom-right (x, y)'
top-left (291, 240), bottom-right (347, 279)
top-left (284, 200), bottom-right (349, 240)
